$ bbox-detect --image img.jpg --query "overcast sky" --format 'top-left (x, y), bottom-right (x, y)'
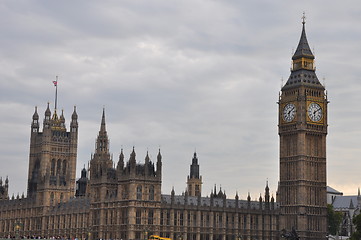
top-left (0, 1), bottom-right (360, 200)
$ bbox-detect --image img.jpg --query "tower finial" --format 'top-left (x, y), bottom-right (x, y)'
top-left (302, 12), bottom-right (306, 25)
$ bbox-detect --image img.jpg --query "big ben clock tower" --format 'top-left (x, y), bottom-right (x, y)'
top-left (278, 16), bottom-right (327, 240)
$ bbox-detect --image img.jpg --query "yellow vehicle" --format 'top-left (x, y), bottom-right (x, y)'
top-left (149, 235), bottom-right (172, 240)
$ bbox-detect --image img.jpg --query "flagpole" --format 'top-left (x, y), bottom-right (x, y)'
top-left (55, 76), bottom-right (58, 111)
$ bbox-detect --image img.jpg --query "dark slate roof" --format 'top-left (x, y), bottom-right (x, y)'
top-left (0, 196), bottom-right (36, 208)
top-left (332, 195), bottom-right (359, 210)
top-left (161, 194), bottom-right (279, 210)
top-left (292, 23), bottom-right (314, 60)
top-left (327, 186), bottom-right (343, 195)
top-left (282, 69), bottom-right (323, 90)
top-left (49, 197), bottom-right (90, 213)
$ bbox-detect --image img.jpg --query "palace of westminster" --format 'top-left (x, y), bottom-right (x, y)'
top-left (0, 20), bottom-right (328, 240)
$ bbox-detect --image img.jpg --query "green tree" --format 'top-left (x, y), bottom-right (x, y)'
top-left (327, 204), bottom-right (343, 235)
top-left (351, 213), bottom-right (361, 240)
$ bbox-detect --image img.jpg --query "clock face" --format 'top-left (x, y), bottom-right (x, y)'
top-left (307, 102), bottom-right (323, 122)
top-left (283, 103), bottom-right (296, 122)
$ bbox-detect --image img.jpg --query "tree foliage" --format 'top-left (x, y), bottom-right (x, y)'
top-left (327, 204), bottom-right (343, 235)
top-left (351, 213), bottom-right (361, 240)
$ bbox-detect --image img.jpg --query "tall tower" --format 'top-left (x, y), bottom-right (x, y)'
top-left (89, 108), bottom-right (115, 202)
top-left (187, 152), bottom-right (202, 197)
top-left (88, 109), bottom-right (118, 239)
top-left (27, 104), bottom-right (78, 205)
top-left (278, 17), bottom-right (327, 240)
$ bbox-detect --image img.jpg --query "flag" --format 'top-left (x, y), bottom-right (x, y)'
top-left (53, 80), bottom-right (57, 86)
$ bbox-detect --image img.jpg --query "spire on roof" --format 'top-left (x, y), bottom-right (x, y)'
top-left (292, 12), bottom-right (314, 60)
top-left (70, 106), bottom-right (78, 130)
top-left (81, 166), bottom-right (87, 178)
top-left (60, 109), bottom-right (65, 120)
top-left (100, 108), bottom-right (106, 132)
top-left (72, 106), bottom-right (78, 120)
top-left (265, 180), bottom-right (270, 191)
top-left (120, 148), bottom-right (124, 161)
top-left (60, 109), bottom-right (65, 128)
top-left (157, 148), bottom-right (162, 161)
top-left (45, 102), bottom-right (51, 118)
top-left (32, 106), bottom-right (40, 131)
top-left (190, 151), bottom-right (200, 179)
top-left (193, 152), bottom-right (198, 163)
top-left (282, 14), bottom-right (323, 90)
top-left (32, 106), bottom-right (39, 120)
top-left (95, 108), bottom-right (109, 154)
top-left (117, 148), bottom-right (124, 171)
top-left (145, 151), bottom-right (150, 162)
top-left (129, 146), bottom-right (136, 167)
top-left (156, 148), bottom-right (162, 176)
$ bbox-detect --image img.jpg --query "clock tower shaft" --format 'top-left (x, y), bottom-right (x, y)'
top-left (278, 18), bottom-right (328, 240)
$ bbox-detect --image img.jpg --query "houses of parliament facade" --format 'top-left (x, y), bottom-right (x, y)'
top-left (0, 20), bottom-right (328, 240)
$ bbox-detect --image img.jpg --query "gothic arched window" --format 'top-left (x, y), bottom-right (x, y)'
top-left (62, 160), bottom-right (67, 175)
top-left (149, 185), bottom-right (154, 201)
top-left (56, 159), bottom-right (61, 175)
top-left (136, 209), bottom-right (141, 224)
top-left (51, 159), bottom-right (56, 176)
top-left (136, 185), bottom-right (142, 200)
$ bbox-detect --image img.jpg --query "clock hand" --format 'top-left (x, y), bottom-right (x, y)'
top-left (288, 107), bottom-right (295, 115)
top-left (313, 108), bottom-right (322, 115)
